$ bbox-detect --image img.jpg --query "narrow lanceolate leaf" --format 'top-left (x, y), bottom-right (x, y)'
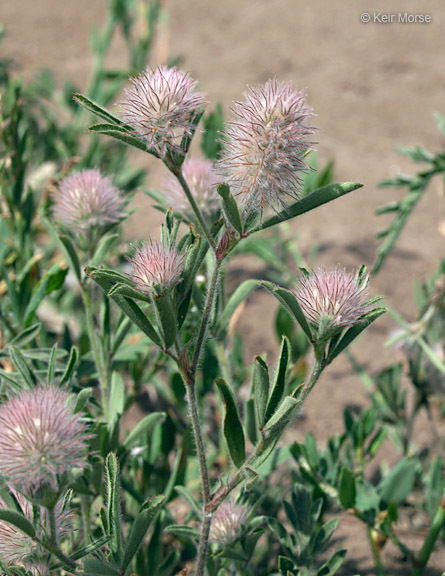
top-left (81, 558), bottom-right (120, 576)
top-left (73, 93), bottom-right (123, 125)
top-left (256, 182), bottom-right (363, 232)
top-left (10, 346), bottom-right (37, 387)
top-left (263, 396), bottom-right (299, 436)
top-left (252, 357), bottom-right (270, 428)
top-left (216, 279), bottom-right (258, 338)
top-left (265, 336), bottom-right (290, 423)
top-left (153, 293), bottom-right (177, 349)
top-left (326, 308), bottom-right (386, 365)
top-left (0, 509), bottom-right (35, 538)
top-left (105, 453), bottom-right (124, 564)
top-left (7, 323), bottom-right (40, 349)
top-left (217, 183), bottom-right (243, 234)
top-left (23, 262), bottom-right (68, 326)
top-left (89, 123), bottom-right (158, 156)
top-left (41, 217), bottom-right (82, 282)
top-left (122, 412), bottom-right (166, 450)
top-left (215, 378), bottom-right (246, 468)
top-left (60, 346), bottom-right (79, 385)
top-left (261, 282), bottom-right (313, 341)
top-left (121, 495), bottom-right (166, 573)
top-left (47, 344), bottom-right (58, 384)
top-left (86, 267), bottom-right (162, 347)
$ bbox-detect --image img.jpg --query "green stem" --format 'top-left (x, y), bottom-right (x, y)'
top-left (413, 495), bottom-right (445, 575)
top-left (367, 526), bottom-right (386, 576)
top-left (37, 506), bottom-right (78, 573)
top-left (81, 284), bottom-right (110, 420)
top-left (175, 171), bottom-right (217, 252)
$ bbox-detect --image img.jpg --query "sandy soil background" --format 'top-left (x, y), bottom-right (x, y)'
top-left (1, 0), bottom-right (444, 573)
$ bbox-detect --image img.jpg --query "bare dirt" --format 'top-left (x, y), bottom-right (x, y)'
top-left (1, 0), bottom-right (444, 573)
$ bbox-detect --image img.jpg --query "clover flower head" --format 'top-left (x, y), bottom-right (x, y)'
top-left (217, 78), bottom-right (315, 217)
top-left (128, 240), bottom-right (186, 293)
top-left (294, 267), bottom-right (372, 330)
top-left (121, 65), bottom-right (207, 158)
top-left (52, 169), bottom-right (125, 234)
top-left (0, 491), bottom-right (35, 567)
top-left (0, 488), bottom-right (72, 570)
top-left (0, 386), bottom-right (89, 494)
top-left (210, 500), bottom-right (249, 544)
top-left (164, 158), bottom-right (220, 219)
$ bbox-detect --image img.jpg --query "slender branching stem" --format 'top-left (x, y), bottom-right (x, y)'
top-left (175, 171), bottom-right (217, 252)
top-left (367, 526), bottom-right (386, 576)
top-left (81, 283), bottom-right (110, 420)
top-left (37, 506), bottom-right (78, 573)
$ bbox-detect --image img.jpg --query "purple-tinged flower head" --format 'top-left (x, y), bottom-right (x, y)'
top-left (0, 387), bottom-right (89, 494)
top-left (52, 169), bottom-right (125, 234)
top-left (294, 267), bottom-right (372, 331)
top-left (121, 65), bottom-right (207, 158)
top-left (164, 158), bottom-right (221, 220)
top-left (0, 488), bottom-right (72, 570)
top-left (0, 490), bottom-right (35, 567)
top-left (210, 500), bottom-right (249, 545)
top-left (128, 240), bottom-right (186, 294)
top-left (217, 79), bottom-right (315, 217)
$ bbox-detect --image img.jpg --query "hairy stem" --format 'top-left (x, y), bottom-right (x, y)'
top-left (175, 171), bottom-right (217, 252)
top-left (81, 284), bottom-right (109, 420)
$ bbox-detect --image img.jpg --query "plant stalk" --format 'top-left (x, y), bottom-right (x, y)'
top-left (413, 495), bottom-right (445, 575)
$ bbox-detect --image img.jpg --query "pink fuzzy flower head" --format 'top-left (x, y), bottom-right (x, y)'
top-left (217, 79), bottom-right (315, 217)
top-left (52, 169), bottom-right (125, 234)
top-left (121, 65), bottom-right (207, 158)
top-left (164, 158), bottom-right (220, 220)
top-left (0, 488), bottom-right (72, 570)
top-left (294, 267), bottom-right (372, 331)
top-left (128, 240), bottom-right (185, 294)
top-left (210, 500), bottom-right (249, 544)
top-left (0, 387), bottom-right (89, 494)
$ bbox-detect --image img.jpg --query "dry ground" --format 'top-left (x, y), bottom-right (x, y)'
top-left (1, 0), bottom-right (444, 573)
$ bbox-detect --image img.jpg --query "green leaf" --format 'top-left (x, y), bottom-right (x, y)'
top-left (216, 279), bottom-right (258, 338)
top-left (7, 323), bottom-right (40, 349)
top-left (326, 308), bottom-right (386, 365)
top-left (121, 495), bottom-right (165, 573)
top-left (74, 387), bottom-right (93, 413)
top-left (47, 344), bottom-right (58, 384)
top-left (10, 346), bottom-right (37, 387)
top-left (60, 346), bottom-right (79, 385)
top-left (395, 145), bottom-right (434, 163)
top-left (122, 412), bottom-right (166, 450)
top-left (105, 453), bottom-right (123, 564)
top-left (165, 524), bottom-right (200, 540)
top-left (82, 558), bottom-right (120, 576)
top-left (245, 397), bottom-right (259, 445)
top-left (73, 93), bottom-right (123, 125)
top-left (23, 262), bottom-right (68, 326)
top-left (256, 182), bottom-right (363, 232)
top-left (261, 282), bottom-right (313, 341)
top-left (41, 217), bottom-right (82, 282)
top-left (317, 549), bottom-right (347, 576)
top-left (89, 123), bottom-right (158, 156)
top-left (108, 283), bottom-right (151, 302)
top-left (217, 183), bottom-right (243, 234)
top-left (252, 356), bottom-right (270, 428)
top-left (378, 458), bottom-right (417, 506)
top-left (201, 103), bottom-right (224, 159)
top-left (265, 336), bottom-right (290, 422)
top-left (0, 508), bottom-right (35, 538)
top-left (215, 378), bottom-right (246, 468)
top-left (153, 293), bottom-right (177, 349)
top-left (263, 395), bottom-right (300, 436)
top-left (109, 372), bottom-right (125, 429)
top-left (425, 456), bottom-right (445, 518)
top-left (312, 518), bottom-right (339, 556)
top-left (86, 267), bottom-right (162, 347)
top-left (338, 467), bottom-right (356, 509)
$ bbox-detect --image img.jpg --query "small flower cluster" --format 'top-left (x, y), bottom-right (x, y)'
top-left (52, 168), bottom-right (125, 235)
top-left (210, 499), bottom-right (249, 544)
top-left (122, 65), bottom-right (207, 158)
top-left (217, 79), bottom-right (315, 217)
top-left (294, 266), bottom-right (372, 332)
top-left (127, 240), bottom-right (186, 294)
top-left (0, 386), bottom-right (89, 494)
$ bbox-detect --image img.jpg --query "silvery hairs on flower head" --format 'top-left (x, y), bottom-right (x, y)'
top-left (121, 65), bottom-right (208, 158)
top-left (52, 168), bottom-right (125, 234)
top-left (217, 78), bottom-right (315, 218)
